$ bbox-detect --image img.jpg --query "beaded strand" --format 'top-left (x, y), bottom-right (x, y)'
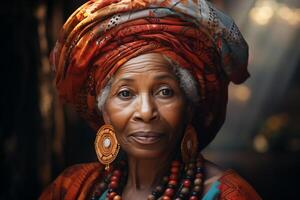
top-left (90, 153), bottom-right (204, 200)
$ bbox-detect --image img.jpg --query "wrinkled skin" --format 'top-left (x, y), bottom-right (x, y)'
top-left (103, 53), bottom-right (189, 159)
top-left (102, 53), bottom-right (223, 199)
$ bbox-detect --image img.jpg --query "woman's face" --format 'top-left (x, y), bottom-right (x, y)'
top-left (102, 53), bottom-right (189, 159)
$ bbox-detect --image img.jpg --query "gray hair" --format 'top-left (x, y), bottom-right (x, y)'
top-left (97, 57), bottom-right (200, 112)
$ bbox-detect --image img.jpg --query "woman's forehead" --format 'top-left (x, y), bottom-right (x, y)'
top-left (113, 53), bottom-right (176, 79)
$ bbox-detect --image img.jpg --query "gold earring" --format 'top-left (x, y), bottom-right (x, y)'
top-left (181, 125), bottom-right (199, 163)
top-left (95, 124), bottom-right (120, 171)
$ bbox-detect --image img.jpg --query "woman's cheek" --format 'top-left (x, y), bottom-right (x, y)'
top-left (107, 99), bottom-right (134, 133)
top-left (159, 100), bottom-right (186, 125)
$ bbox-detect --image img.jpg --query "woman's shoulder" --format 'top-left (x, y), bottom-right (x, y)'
top-left (39, 162), bottom-right (103, 200)
top-left (218, 170), bottom-right (262, 200)
top-left (203, 160), bottom-right (262, 200)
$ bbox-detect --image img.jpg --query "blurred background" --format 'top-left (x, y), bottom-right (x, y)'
top-left (0, 0), bottom-right (299, 199)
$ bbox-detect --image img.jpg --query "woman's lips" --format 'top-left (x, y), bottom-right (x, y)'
top-left (129, 132), bottom-right (165, 145)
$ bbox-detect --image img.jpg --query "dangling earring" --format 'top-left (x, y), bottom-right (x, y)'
top-left (181, 125), bottom-right (199, 163)
top-left (95, 124), bottom-right (120, 171)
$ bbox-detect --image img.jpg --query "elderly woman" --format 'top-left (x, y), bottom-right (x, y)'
top-left (40, 0), bottom-right (262, 199)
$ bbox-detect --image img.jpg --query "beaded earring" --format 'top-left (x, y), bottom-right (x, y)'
top-left (95, 124), bottom-right (120, 171)
top-left (181, 125), bottom-right (199, 163)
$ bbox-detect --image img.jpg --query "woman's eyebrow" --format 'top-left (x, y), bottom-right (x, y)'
top-left (114, 77), bottom-right (135, 84)
top-left (154, 74), bottom-right (177, 81)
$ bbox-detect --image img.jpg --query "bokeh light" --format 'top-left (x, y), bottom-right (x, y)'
top-left (249, 0), bottom-right (300, 26)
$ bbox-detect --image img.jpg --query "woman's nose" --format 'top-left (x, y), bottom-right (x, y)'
top-left (133, 93), bottom-right (158, 122)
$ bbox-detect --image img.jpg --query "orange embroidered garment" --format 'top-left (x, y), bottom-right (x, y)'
top-left (39, 163), bottom-right (262, 200)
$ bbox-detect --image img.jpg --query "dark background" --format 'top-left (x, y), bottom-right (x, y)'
top-left (0, 0), bottom-right (299, 199)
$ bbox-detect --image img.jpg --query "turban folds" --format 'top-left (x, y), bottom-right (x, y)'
top-left (51, 0), bottom-right (249, 149)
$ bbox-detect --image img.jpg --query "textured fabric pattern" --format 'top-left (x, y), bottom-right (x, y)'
top-left (51, 0), bottom-right (249, 149)
top-left (39, 163), bottom-right (103, 200)
top-left (219, 170), bottom-right (263, 200)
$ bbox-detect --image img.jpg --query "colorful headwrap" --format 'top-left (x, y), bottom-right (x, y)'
top-left (51, 0), bottom-right (249, 149)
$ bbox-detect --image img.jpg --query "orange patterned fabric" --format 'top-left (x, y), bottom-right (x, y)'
top-left (51, 0), bottom-right (249, 149)
top-left (39, 163), bottom-right (262, 200)
top-left (219, 170), bottom-right (262, 200)
top-left (39, 163), bottom-right (103, 200)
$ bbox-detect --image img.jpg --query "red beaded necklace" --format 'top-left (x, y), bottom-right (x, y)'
top-left (90, 154), bottom-right (204, 200)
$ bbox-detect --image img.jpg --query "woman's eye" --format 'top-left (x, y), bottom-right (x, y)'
top-left (157, 88), bottom-right (174, 97)
top-left (117, 90), bottom-right (133, 99)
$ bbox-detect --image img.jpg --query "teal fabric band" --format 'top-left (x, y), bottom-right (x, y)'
top-left (202, 180), bottom-right (221, 200)
top-left (99, 189), bottom-right (108, 200)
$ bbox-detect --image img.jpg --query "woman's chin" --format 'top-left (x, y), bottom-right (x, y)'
top-left (123, 146), bottom-right (169, 160)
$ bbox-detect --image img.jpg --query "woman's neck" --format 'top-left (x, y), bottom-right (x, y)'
top-left (126, 155), bottom-right (171, 190)
top-left (121, 154), bottom-right (172, 200)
